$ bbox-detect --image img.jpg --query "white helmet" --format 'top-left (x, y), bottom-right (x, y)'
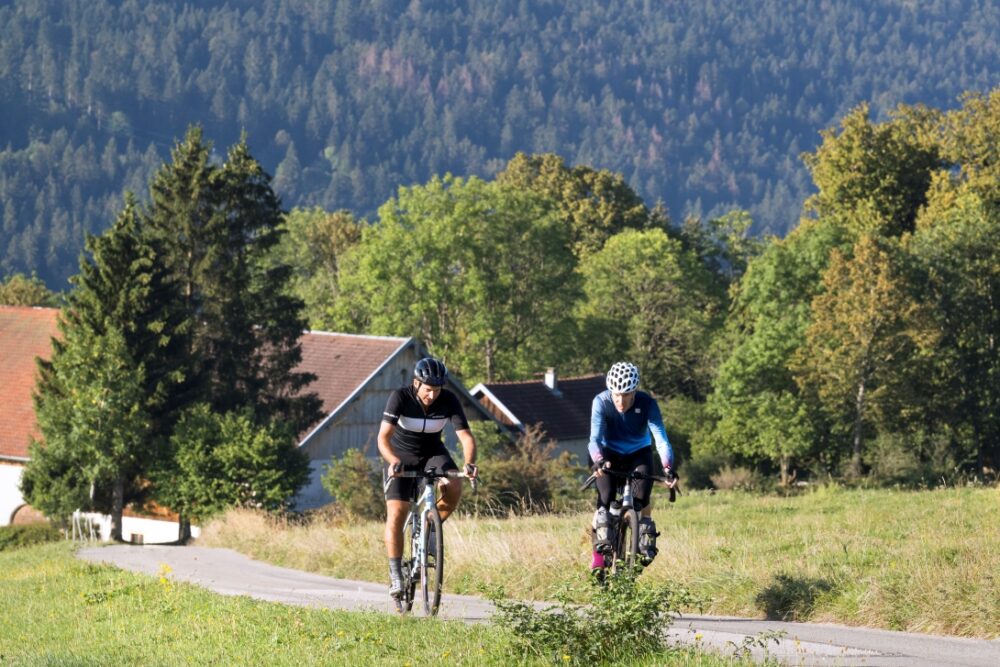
top-left (606, 362), bottom-right (640, 393)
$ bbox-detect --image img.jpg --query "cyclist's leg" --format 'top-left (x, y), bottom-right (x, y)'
top-left (591, 453), bottom-right (620, 559)
top-left (425, 450), bottom-right (461, 521)
top-left (384, 499), bottom-right (410, 557)
top-left (630, 446), bottom-right (656, 512)
top-left (630, 447), bottom-right (660, 564)
top-left (384, 463), bottom-right (418, 597)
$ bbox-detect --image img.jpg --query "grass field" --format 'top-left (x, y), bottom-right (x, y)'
top-left (199, 484), bottom-right (1000, 638)
top-left (0, 541), bottom-right (750, 666)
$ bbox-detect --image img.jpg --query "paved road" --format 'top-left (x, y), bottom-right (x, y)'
top-left (78, 544), bottom-right (1000, 666)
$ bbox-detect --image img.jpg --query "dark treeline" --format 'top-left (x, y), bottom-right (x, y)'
top-left (3, 0), bottom-right (1000, 288)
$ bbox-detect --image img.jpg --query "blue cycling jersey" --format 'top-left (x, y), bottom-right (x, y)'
top-left (587, 390), bottom-right (674, 468)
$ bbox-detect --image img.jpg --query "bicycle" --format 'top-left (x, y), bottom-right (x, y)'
top-left (580, 467), bottom-right (679, 575)
top-left (384, 467), bottom-right (477, 615)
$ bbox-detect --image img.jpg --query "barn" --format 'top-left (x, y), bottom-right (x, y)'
top-left (293, 331), bottom-right (500, 509)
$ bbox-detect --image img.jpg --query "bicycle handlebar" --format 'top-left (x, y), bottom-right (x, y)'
top-left (385, 468), bottom-right (479, 493)
top-left (579, 468), bottom-right (680, 502)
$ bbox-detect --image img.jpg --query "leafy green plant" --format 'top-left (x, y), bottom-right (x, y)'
top-left (484, 567), bottom-right (703, 664)
top-left (728, 629), bottom-right (787, 662)
top-left (0, 524), bottom-right (61, 551)
top-left (321, 448), bottom-right (386, 520)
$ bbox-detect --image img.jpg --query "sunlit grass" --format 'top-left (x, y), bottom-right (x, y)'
top-left (0, 542), bottom-right (742, 666)
top-left (200, 484), bottom-right (1000, 638)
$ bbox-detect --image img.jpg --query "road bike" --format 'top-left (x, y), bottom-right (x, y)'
top-left (581, 467), bottom-right (678, 575)
top-left (384, 467), bottom-right (476, 615)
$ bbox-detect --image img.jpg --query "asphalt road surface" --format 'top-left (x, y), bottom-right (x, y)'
top-left (78, 544), bottom-right (1000, 666)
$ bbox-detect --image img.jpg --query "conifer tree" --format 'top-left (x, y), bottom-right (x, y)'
top-left (143, 128), bottom-right (319, 537)
top-left (22, 198), bottom-right (185, 539)
top-left (145, 127), bottom-right (321, 430)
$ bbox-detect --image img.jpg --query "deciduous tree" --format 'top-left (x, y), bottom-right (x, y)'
top-left (334, 175), bottom-right (578, 382)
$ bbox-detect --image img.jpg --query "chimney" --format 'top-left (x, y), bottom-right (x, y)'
top-left (544, 367), bottom-right (558, 391)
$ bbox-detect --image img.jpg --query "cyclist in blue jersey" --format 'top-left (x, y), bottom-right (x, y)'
top-left (588, 361), bottom-right (677, 575)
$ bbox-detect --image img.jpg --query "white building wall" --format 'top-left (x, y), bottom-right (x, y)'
top-left (0, 462), bottom-right (26, 526)
top-left (556, 437), bottom-right (590, 466)
top-left (74, 513), bottom-right (200, 543)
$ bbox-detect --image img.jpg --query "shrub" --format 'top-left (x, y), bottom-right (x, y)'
top-left (321, 448), bottom-right (386, 520)
top-left (467, 424), bottom-right (588, 515)
top-left (683, 452), bottom-right (734, 490)
top-left (0, 524), bottom-right (62, 551)
top-left (484, 567), bottom-right (701, 664)
top-left (710, 465), bottom-right (762, 491)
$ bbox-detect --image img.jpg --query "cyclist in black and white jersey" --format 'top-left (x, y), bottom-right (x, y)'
top-left (378, 356), bottom-right (478, 600)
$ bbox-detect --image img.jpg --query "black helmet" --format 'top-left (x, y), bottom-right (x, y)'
top-left (414, 357), bottom-right (448, 386)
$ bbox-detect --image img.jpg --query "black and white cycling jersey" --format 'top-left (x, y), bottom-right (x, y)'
top-left (382, 384), bottom-right (470, 457)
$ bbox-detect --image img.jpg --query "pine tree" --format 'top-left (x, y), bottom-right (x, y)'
top-left (22, 198), bottom-right (185, 539)
top-left (143, 128), bottom-right (320, 538)
top-left (145, 127), bottom-right (320, 429)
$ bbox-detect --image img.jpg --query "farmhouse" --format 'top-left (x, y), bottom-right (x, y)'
top-left (0, 306), bottom-right (60, 527)
top-left (470, 368), bottom-right (605, 464)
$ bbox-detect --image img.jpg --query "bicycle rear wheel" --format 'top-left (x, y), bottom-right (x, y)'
top-left (398, 513), bottom-right (418, 613)
top-left (612, 508), bottom-right (640, 574)
top-left (420, 508), bottom-right (444, 615)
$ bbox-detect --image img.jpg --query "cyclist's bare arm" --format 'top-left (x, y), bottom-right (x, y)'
top-left (455, 428), bottom-right (478, 478)
top-left (377, 421), bottom-right (401, 469)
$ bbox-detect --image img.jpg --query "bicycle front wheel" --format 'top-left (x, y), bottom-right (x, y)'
top-left (420, 508), bottom-right (444, 615)
top-left (613, 509), bottom-right (640, 574)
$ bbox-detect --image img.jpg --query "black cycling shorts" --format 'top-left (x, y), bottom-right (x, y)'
top-left (383, 449), bottom-right (458, 501)
top-left (593, 446), bottom-right (657, 511)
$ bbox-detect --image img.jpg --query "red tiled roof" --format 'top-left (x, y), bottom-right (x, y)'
top-left (0, 306), bottom-right (60, 460)
top-left (0, 315), bottom-right (417, 457)
top-left (296, 331), bottom-right (410, 432)
top-left (476, 374), bottom-right (605, 441)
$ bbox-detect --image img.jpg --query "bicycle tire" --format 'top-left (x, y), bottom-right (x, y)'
top-left (397, 513), bottom-right (418, 613)
top-left (420, 508), bottom-right (444, 615)
top-left (612, 508), bottom-right (640, 574)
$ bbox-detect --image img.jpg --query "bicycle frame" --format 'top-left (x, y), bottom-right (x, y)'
top-left (408, 479), bottom-right (437, 567)
top-left (385, 467), bottom-right (475, 615)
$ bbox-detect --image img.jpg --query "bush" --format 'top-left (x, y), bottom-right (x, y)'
top-left (321, 448), bottom-right (386, 520)
top-left (710, 465), bottom-right (763, 491)
top-left (467, 424), bottom-right (588, 515)
top-left (0, 524), bottom-right (62, 551)
top-left (683, 452), bottom-right (734, 490)
top-left (484, 567), bottom-right (701, 664)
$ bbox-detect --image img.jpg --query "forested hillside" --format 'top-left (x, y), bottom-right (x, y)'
top-left (2, 0), bottom-right (999, 288)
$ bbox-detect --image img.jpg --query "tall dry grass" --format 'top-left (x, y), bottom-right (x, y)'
top-left (198, 484), bottom-right (1000, 638)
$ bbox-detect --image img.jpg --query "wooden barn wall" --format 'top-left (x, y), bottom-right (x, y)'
top-left (295, 349), bottom-right (497, 509)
